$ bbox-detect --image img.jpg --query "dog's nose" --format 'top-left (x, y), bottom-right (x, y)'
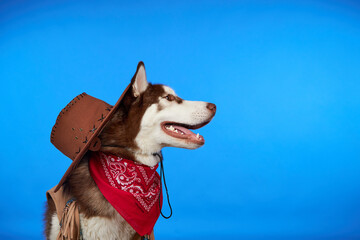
top-left (207, 103), bottom-right (216, 114)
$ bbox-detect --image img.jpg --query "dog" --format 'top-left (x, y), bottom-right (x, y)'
top-left (44, 62), bottom-right (216, 239)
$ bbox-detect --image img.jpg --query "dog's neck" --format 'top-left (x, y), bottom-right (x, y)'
top-left (100, 145), bottom-right (162, 167)
top-left (134, 151), bottom-right (162, 166)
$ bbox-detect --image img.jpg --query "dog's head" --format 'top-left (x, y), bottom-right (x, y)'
top-left (99, 62), bottom-right (216, 166)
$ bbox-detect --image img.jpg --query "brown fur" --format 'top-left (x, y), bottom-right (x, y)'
top-left (62, 153), bottom-right (116, 218)
top-left (99, 83), bottom-right (166, 160)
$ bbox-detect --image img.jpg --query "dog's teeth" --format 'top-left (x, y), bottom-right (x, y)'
top-left (174, 129), bottom-right (178, 133)
top-left (196, 133), bottom-right (199, 138)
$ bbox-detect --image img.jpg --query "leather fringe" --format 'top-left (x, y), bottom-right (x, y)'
top-left (57, 199), bottom-right (81, 240)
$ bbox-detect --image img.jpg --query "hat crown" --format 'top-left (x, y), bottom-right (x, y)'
top-left (51, 93), bottom-right (112, 161)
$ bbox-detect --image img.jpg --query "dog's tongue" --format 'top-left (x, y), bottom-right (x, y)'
top-left (173, 125), bottom-right (204, 142)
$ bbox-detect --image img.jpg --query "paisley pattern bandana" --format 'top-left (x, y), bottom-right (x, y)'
top-left (89, 151), bottom-right (162, 236)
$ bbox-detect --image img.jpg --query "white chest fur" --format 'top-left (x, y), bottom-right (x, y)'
top-left (49, 213), bottom-right (136, 240)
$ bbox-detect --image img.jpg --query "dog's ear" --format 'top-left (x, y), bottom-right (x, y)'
top-left (132, 61), bottom-right (149, 97)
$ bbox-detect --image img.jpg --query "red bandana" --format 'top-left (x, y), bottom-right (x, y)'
top-left (89, 151), bottom-right (162, 236)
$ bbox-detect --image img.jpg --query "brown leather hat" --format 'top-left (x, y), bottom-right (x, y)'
top-left (51, 62), bottom-right (143, 192)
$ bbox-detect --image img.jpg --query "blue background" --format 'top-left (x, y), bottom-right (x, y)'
top-left (1, 0), bottom-right (360, 239)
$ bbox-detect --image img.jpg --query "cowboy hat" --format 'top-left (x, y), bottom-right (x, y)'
top-left (51, 62), bottom-right (145, 192)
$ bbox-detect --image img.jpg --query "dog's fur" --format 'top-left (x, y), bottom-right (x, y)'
top-left (45, 63), bottom-right (216, 239)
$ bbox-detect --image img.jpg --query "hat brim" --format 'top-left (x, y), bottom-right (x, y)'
top-left (54, 83), bottom-right (132, 192)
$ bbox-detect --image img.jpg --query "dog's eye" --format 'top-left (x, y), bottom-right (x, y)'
top-left (164, 94), bottom-right (175, 101)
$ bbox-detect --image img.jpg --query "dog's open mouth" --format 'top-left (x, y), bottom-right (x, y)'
top-left (161, 121), bottom-right (210, 145)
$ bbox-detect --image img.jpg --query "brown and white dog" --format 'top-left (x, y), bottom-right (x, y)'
top-left (44, 63), bottom-right (216, 239)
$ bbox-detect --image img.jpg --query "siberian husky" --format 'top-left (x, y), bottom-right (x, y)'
top-left (44, 62), bottom-right (216, 239)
